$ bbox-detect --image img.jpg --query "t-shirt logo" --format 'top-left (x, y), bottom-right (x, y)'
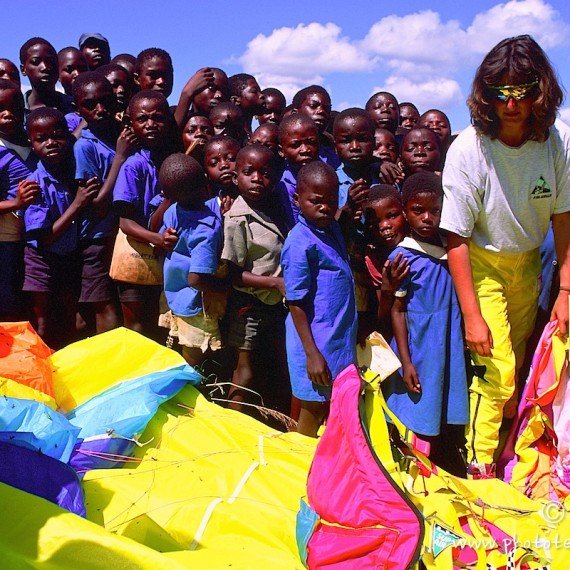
top-left (531, 176), bottom-right (551, 199)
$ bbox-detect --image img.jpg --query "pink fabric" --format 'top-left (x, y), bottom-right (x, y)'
top-left (306, 364), bottom-right (423, 569)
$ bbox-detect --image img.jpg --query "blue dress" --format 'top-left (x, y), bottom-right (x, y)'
top-left (281, 216), bottom-right (357, 402)
top-left (384, 237), bottom-right (468, 436)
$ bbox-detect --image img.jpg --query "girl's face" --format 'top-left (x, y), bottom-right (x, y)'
top-left (204, 140), bottom-right (239, 187)
top-left (182, 116), bottom-right (213, 152)
top-left (405, 192), bottom-right (442, 242)
top-left (401, 128), bottom-right (440, 174)
top-left (419, 111), bottom-right (451, 147)
top-left (365, 197), bottom-right (405, 248)
top-left (374, 129), bottom-right (399, 162)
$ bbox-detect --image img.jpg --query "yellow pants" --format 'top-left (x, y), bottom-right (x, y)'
top-left (466, 244), bottom-right (541, 464)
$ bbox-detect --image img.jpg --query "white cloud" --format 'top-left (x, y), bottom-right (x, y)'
top-left (558, 108), bottom-right (570, 126)
top-left (372, 77), bottom-right (464, 117)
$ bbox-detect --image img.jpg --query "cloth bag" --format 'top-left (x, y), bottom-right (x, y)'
top-left (109, 228), bottom-right (163, 285)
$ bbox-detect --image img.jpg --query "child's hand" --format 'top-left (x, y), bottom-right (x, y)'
top-left (219, 194), bottom-right (235, 216)
top-left (272, 276), bottom-right (286, 297)
top-left (115, 126), bottom-right (139, 159)
top-left (159, 227), bottom-right (178, 252)
top-left (379, 161), bottom-right (403, 185)
top-left (74, 177), bottom-right (100, 208)
top-left (306, 349), bottom-right (332, 386)
top-left (381, 252), bottom-right (409, 296)
top-left (183, 67), bottom-right (215, 98)
top-left (347, 179), bottom-right (369, 211)
top-left (14, 180), bottom-right (40, 208)
top-left (402, 362), bottom-right (421, 394)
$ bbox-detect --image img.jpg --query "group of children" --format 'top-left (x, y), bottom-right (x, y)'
top-left (0, 32), bottom-right (504, 475)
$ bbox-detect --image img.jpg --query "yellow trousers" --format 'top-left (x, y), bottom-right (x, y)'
top-left (466, 244), bottom-right (541, 464)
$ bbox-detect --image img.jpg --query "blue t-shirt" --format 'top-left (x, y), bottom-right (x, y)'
top-left (113, 149), bottom-right (160, 228)
top-left (275, 161), bottom-right (299, 230)
top-left (162, 204), bottom-right (223, 317)
top-left (335, 163), bottom-right (380, 209)
top-left (0, 146), bottom-right (30, 202)
top-left (282, 215), bottom-right (357, 402)
top-left (74, 127), bottom-right (118, 240)
top-left (24, 160), bottom-right (78, 255)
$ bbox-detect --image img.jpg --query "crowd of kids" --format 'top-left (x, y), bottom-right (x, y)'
top-left (1, 32), bottom-right (568, 479)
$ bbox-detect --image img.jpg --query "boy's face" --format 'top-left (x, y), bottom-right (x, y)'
top-left (374, 129), bottom-right (399, 162)
top-left (204, 140), bottom-right (238, 187)
top-left (76, 82), bottom-right (116, 129)
top-left (29, 116), bottom-right (71, 166)
top-left (193, 71), bottom-right (228, 113)
top-left (235, 78), bottom-right (265, 115)
top-left (399, 105), bottom-right (419, 129)
top-left (405, 192), bottom-right (442, 241)
top-left (257, 94), bottom-right (285, 125)
top-left (0, 89), bottom-right (24, 136)
top-left (366, 94), bottom-right (399, 133)
top-left (334, 116), bottom-right (375, 167)
top-left (182, 116), bottom-right (213, 152)
top-left (81, 39), bottom-right (110, 70)
top-left (419, 111), bottom-right (451, 146)
top-left (130, 98), bottom-right (170, 149)
top-left (0, 60), bottom-right (20, 87)
top-left (21, 43), bottom-right (58, 91)
top-left (135, 56), bottom-right (174, 98)
top-left (210, 109), bottom-right (243, 139)
top-left (297, 92), bottom-right (331, 134)
top-left (401, 129), bottom-right (440, 174)
top-left (364, 197), bottom-right (405, 248)
top-left (104, 69), bottom-right (132, 112)
top-left (250, 127), bottom-right (278, 153)
top-left (279, 121), bottom-right (319, 169)
top-left (234, 148), bottom-right (275, 203)
top-left (58, 51), bottom-right (88, 96)
top-left (295, 176), bottom-right (338, 229)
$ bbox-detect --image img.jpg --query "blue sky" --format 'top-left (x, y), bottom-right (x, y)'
top-left (10, 0), bottom-right (570, 131)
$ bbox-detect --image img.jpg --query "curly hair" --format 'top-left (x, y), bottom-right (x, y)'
top-left (468, 35), bottom-right (563, 142)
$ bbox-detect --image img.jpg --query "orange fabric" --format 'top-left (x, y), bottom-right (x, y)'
top-left (0, 321), bottom-right (55, 398)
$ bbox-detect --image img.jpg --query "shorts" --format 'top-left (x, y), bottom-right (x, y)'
top-left (117, 282), bottom-right (162, 304)
top-left (0, 241), bottom-right (24, 314)
top-left (226, 289), bottom-right (286, 351)
top-left (79, 238), bottom-right (117, 303)
top-left (23, 245), bottom-right (80, 295)
top-left (168, 312), bottom-right (222, 352)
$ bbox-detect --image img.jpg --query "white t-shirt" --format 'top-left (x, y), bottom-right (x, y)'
top-left (440, 121), bottom-right (570, 253)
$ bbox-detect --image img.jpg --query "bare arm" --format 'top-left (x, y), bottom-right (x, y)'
top-left (118, 205), bottom-right (178, 252)
top-left (551, 211), bottom-right (570, 334)
top-left (391, 295), bottom-right (420, 393)
top-left (226, 261), bottom-right (285, 296)
top-left (173, 68), bottom-right (215, 129)
top-left (0, 180), bottom-right (40, 213)
top-left (188, 272), bottom-right (229, 293)
top-left (446, 232), bottom-right (493, 356)
top-left (289, 301), bottom-right (332, 386)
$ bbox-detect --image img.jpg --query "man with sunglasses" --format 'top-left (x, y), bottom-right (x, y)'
top-left (440, 35), bottom-right (570, 479)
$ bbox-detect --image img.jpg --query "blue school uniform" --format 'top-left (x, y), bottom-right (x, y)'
top-left (319, 143), bottom-right (341, 170)
top-left (162, 204), bottom-right (223, 317)
top-left (113, 149), bottom-right (160, 227)
top-left (24, 161), bottom-right (78, 255)
top-left (282, 215), bottom-right (357, 402)
top-left (384, 237), bottom-right (468, 436)
top-left (274, 161), bottom-right (299, 229)
top-left (74, 128), bottom-right (118, 240)
top-left (335, 163), bottom-right (380, 209)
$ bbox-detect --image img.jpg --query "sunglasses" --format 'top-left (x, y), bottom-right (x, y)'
top-left (487, 81), bottom-right (538, 102)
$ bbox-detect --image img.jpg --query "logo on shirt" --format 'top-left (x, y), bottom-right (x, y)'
top-left (531, 176), bottom-right (551, 200)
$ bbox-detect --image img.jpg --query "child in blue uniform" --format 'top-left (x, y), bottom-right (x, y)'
top-left (159, 153), bottom-right (226, 367)
top-left (386, 172), bottom-right (468, 474)
top-left (282, 161), bottom-right (357, 437)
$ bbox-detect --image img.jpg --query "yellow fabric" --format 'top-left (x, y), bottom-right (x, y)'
top-left (466, 244), bottom-right (541, 464)
top-left (51, 327), bottom-right (186, 411)
top-left (0, 376), bottom-right (57, 409)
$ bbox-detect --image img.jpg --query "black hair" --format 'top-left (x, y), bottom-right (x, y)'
top-left (98, 62), bottom-right (130, 77)
top-left (71, 70), bottom-right (111, 102)
top-left (401, 171), bottom-right (443, 205)
top-left (262, 87), bottom-right (286, 106)
top-left (228, 73), bottom-right (256, 98)
top-left (26, 107), bottom-right (67, 134)
top-left (19, 37), bottom-right (56, 65)
top-left (209, 101), bottom-right (244, 123)
top-left (204, 134), bottom-right (241, 155)
top-left (253, 122), bottom-right (278, 137)
top-left (297, 160), bottom-right (338, 195)
top-left (332, 107), bottom-right (375, 136)
top-left (366, 184), bottom-right (402, 207)
top-left (158, 152), bottom-right (206, 200)
top-left (135, 48), bottom-right (173, 75)
top-left (399, 101), bottom-right (419, 113)
top-left (57, 46), bottom-right (83, 58)
top-left (365, 91), bottom-right (399, 110)
top-left (236, 142), bottom-right (276, 166)
top-left (292, 85), bottom-right (330, 109)
top-left (278, 113), bottom-right (317, 144)
top-left (128, 89), bottom-right (170, 116)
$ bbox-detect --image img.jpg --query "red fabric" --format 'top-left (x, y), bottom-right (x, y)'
top-left (306, 364), bottom-right (423, 569)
